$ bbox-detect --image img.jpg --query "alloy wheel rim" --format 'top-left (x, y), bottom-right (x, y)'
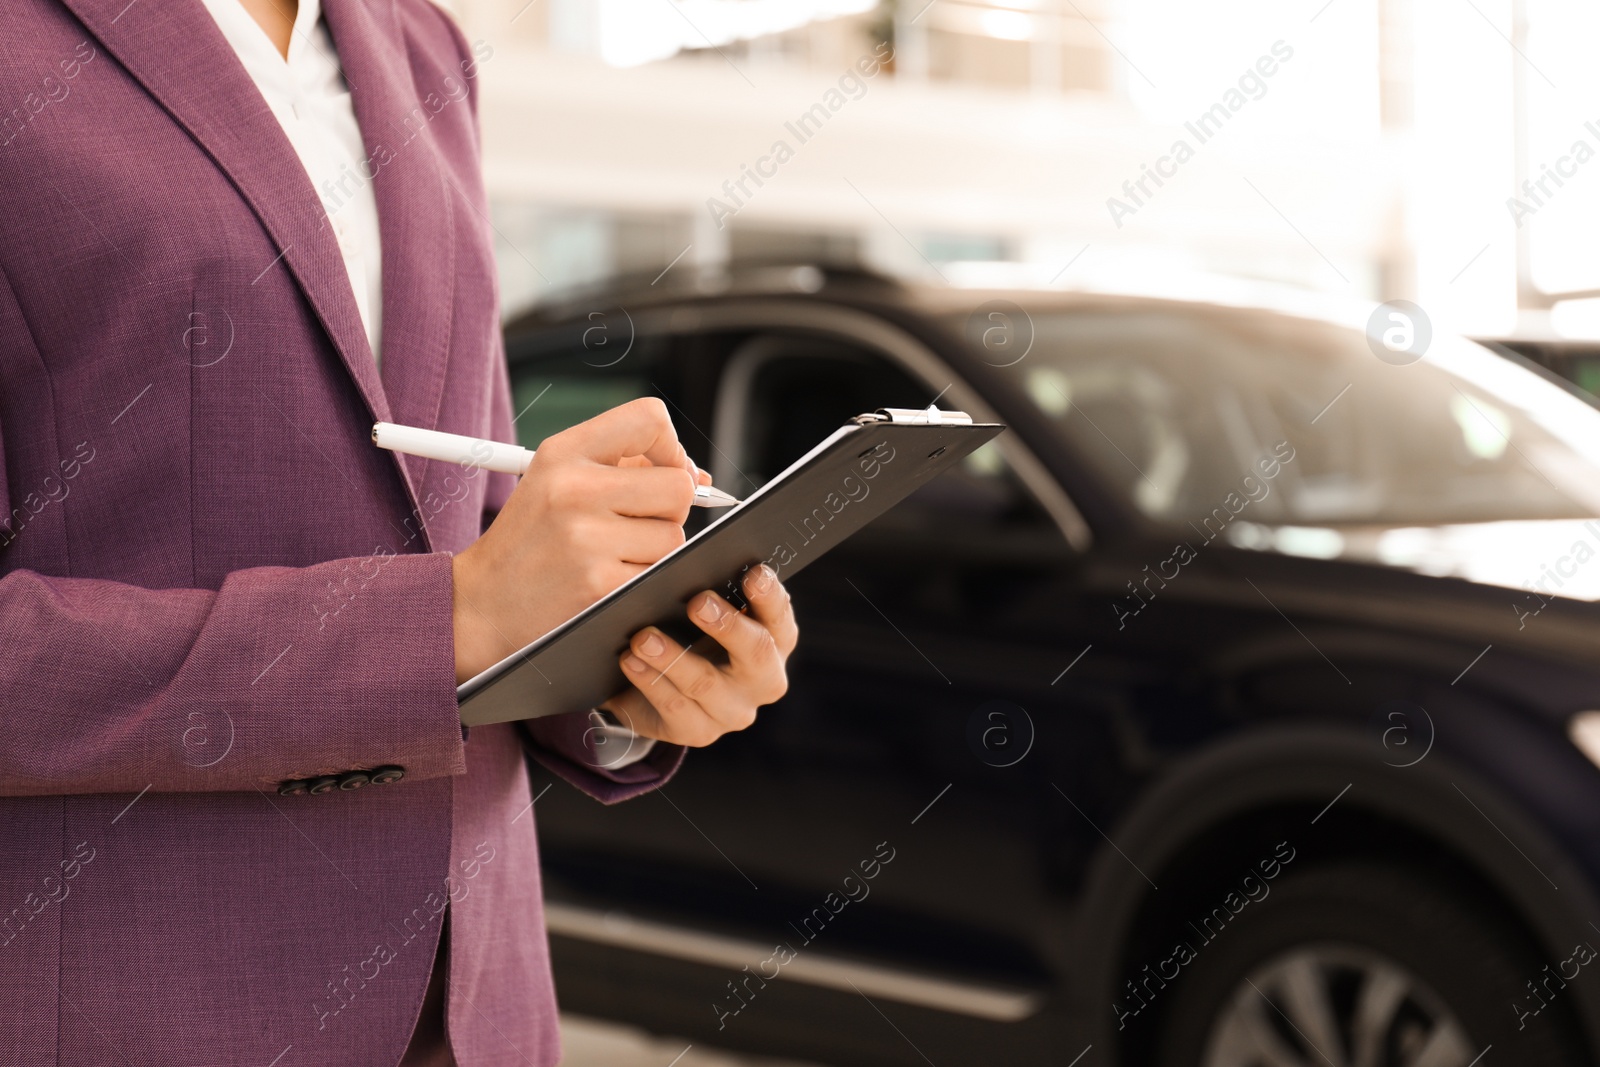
top-left (1201, 942), bottom-right (1477, 1067)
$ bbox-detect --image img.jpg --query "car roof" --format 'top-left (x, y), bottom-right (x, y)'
top-left (502, 261), bottom-right (1376, 338)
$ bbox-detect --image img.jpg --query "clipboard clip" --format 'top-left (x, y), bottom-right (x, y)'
top-left (855, 405), bottom-right (975, 426)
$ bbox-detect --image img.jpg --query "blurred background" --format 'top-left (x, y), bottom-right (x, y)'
top-left (442, 0), bottom-right (1600, 345)
top-left (426, 3), bottom-right (1600, 1065)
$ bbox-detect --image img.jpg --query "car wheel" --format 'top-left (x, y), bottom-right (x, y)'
top-left (1152, 862), bottom-right (1588, 1067)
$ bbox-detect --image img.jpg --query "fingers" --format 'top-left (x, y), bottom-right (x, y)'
top-left (570, 464), bottom-right (697, 522)
top-left (561, 397), bottom-right (695, 477)
top-left (741, 565), bottom-right (798, 657)
top-left (686, 591), bottom-right (789, 704)
top-left (621, 454), bottom-right (715, 489)
top-left (618, 629), bottom-right (747, 746)
top-left (600, 682), bottom-right (722, 750)
top-left (606, 570), bottom-right (796, 749)
top-left (599, 688), bottom-right (668, 745)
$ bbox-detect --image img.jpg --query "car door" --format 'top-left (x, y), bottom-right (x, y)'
top-left (677, 328), bottom-right (1135, 1027)
top-left (513, 309), bottom-right (1129, 1064)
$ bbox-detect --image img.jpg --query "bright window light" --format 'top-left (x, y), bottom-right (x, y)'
top-left (1552, 298), bottom-right (1600, 341)
top-left (979, 9), bottom-right (1033, 40)
top-left (561, 0), bottom-right (880, 67)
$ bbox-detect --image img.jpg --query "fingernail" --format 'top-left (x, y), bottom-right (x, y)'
top-left (623, 654), bottom-right (647, 672)
top-left (751, 564), bottom-right (775, 593)
top-left (697, 596), bottom-right (723, 624)
top-left (639, 632), bottom-right (664, 657)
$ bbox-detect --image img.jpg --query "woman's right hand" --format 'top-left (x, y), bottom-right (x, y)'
top-left (449, 398), bottom-right (703, 683)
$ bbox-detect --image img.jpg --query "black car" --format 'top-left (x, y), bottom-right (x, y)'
top-left (504, 266), bottom-right (1600, 1067)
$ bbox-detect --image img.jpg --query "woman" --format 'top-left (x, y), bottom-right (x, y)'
top-left (0, 1), bottom-right (796, 1064)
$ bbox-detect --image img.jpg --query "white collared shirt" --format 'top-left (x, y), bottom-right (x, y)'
top-left (198, 0), bottom-right (385, 367)
top-left (201, 1), bottom-right (657, 768)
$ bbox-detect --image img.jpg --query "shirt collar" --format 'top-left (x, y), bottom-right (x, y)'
top-left (197, 0), bottom-right (326, 68)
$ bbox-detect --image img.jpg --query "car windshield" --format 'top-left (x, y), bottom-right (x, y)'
top-left (985, 304), bottom-right (1600, 527)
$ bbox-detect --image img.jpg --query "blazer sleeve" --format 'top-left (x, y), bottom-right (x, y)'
top-left (0, 553), bottom-right (467, 797)
top-left (521, 713), bottom-right (686, 805)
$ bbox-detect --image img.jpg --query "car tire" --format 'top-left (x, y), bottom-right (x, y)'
top-left (1150, 862), bottom-right (1589, 1067)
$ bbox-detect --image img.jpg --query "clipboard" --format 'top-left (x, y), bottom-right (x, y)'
top-left (456, 407), bottom-right (1005, 726)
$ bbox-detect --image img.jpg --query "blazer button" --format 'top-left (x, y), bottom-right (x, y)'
top-left (307, 776), bottom-right (340, 795)
top-left (370, 766), bottom-right (405, 786)
top-left (277, 779), bottom-right (310, 797)
top-left (338, 771), bottom-right (371, 791)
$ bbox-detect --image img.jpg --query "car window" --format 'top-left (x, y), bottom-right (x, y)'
top-left (508, 325), bottom-right (734, 542)
top-left (988, 307), bottom-right (1600, 527)
top-left (502, 330), bottom-right (659, 452)
top-left (719, 334), bottom-right (1069, 554)
top-left (506, 326), bottom-right (733, 542)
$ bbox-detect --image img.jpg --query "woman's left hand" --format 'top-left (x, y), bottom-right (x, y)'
top-left (600, 564), bottom-right (797, 746)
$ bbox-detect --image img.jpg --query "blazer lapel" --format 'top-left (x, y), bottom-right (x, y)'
top-left (59, 0), bottom-right (392, 430)
top-left (57, 0), bottom-right (477, 548)
top-left (322, 0), bottom-right (458, 494)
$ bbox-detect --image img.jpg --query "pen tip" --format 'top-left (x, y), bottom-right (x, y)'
top-left (697, 486), bottom-right (741, 507)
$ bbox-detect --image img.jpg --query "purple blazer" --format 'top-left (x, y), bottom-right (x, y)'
top-left (0, 2), bottom-right (685, 1064)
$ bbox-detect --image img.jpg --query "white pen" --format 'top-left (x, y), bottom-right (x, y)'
top-left (372, 422), bottom-right (741, 507)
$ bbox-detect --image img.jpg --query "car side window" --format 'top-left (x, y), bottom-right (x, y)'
top-left (1017, 309), bottom-right (1600, 526)
top-left (503, 327), bottom-right (704, 451)
top-left (718, 334), bottom-right (1071, 556)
